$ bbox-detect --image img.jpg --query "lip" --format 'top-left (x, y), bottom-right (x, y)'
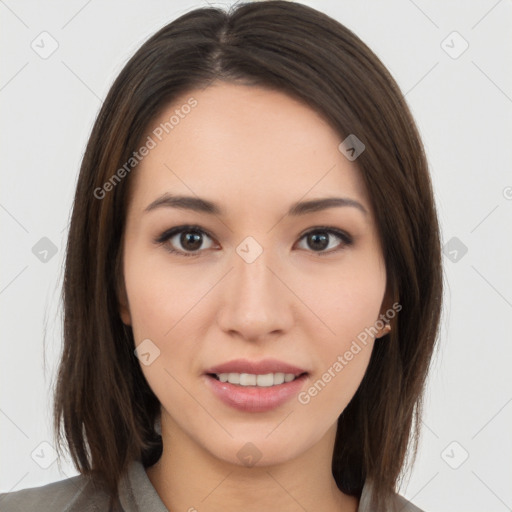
top-left (203, 358), bottom-right (309, 413)
top-left (204, 358), bottom-right (308, 376)
top-left (204, 373), bottom-right (309, 412)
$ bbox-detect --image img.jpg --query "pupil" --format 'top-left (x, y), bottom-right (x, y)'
top-left (309, 232), bottom-right (328, 251)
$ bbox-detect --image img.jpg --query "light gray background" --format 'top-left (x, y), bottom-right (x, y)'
top-left (1, 1), bottom-right (511, 511)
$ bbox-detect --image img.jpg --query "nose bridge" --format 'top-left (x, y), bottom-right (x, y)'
top-left (216, 237), bottom-right (292, 339)
top-left (233, 240), bottom-right (279, 310)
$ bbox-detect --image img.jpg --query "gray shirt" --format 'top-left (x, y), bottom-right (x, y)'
top-left (0, 459), bottom-right (424, 511)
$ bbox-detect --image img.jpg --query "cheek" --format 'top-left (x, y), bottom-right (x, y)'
top-left (297, 288), bottom-right (379, 422)
top-left (299, 342), bottom-right (373, 428)
top-left (296, 255), bottom-right (385, 413)
top-left (300, 251), bottom-right (386, 341)
top-left (123, 250), bottom-right (216, 398)
top-left (123, 245), bottom-right (212, 341)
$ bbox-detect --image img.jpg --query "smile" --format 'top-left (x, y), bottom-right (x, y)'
top-left (210, 372), bottom-right (304, 387)
top-left (204, 372), bottom-right (309, 412)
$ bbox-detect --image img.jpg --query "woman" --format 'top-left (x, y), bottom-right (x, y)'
top-left (0, 1), bottom-right (442, 510)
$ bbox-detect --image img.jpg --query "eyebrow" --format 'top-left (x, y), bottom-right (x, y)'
top-left (144, 193), bottom-right (368, 217)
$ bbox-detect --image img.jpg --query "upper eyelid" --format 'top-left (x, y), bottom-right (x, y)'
top-left (155, 225), bottom-right (215, 244)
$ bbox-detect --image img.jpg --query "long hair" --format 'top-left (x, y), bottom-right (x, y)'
top-left (53, 2), bottom-right (443, 509)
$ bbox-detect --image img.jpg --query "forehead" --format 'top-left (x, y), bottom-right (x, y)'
top-left (128, 82), bottom-right (370, 216)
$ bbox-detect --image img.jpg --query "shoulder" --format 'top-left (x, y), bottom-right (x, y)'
top-left (0, 473), bottom-right (113, 512)
top-left (391, 492), bottom-right (425, 512)
top-left (359, 478), bottom-right (425, 512)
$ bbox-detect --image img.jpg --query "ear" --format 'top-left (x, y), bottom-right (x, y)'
top-left (374, 286), bottom-right (395, 339)
top-left (375, 322), bottom-right (391, 340)
top-left (117, 276), bottom-right (132, 326)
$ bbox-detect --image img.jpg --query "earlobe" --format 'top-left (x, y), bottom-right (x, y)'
top-left (375, 323), bottom-right (391, 339)
top-left (119, 303), bottom-right (132, 326)
top-left (117, 280), bottom-right (132, 326)
top-left (376, 287), bottom-right (395, 339)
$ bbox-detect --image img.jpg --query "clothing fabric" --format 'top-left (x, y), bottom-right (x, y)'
top-left (0, 459), bottom-right (424, 511)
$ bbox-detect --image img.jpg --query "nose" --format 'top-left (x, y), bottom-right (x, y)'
top-left (216, 246), bottom-right (294, 343)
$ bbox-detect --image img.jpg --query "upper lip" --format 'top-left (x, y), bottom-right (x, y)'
top-left (205, 358), bottom-right (308, 376)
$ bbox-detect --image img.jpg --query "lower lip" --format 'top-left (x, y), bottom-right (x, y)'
top-left (204, 374), bottom-right (308, 412)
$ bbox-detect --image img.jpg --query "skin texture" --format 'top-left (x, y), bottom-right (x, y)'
top-left (119, 82), bottom-right (389, 512)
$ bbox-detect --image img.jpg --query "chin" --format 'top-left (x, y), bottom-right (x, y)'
top-left (198, 427), bottom-right (322, 469)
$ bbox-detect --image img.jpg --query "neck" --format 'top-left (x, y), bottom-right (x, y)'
top-left (146, 411), bottom-right (359, 512)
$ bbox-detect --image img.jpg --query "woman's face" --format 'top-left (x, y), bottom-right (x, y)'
top-left (119, 81), bottom-right (388, 466)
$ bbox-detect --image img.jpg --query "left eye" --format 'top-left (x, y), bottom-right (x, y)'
top-left (155, 225), bottom-right (352, 257)
top-left (296, 228), bottom-right (352, 254)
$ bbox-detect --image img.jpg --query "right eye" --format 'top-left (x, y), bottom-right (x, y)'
top-left (154, 225), bottom-right (217, 257)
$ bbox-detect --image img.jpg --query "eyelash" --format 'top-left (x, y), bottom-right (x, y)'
top-left (153, 224), bottom-right (353, 258)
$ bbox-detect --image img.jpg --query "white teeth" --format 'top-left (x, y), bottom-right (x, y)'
top-left (240, 373), bottom-right (257, 386)
top-left (228, 372), bottom-right (240, 384)
top-left (214, 372), bottom-right (299, 386)
top-left (273, 372), bottom-right (285, 385)
top-left (256, 374), bottom-right (273, 387)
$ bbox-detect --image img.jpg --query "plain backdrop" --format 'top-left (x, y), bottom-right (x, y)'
top-left (1, 1), bottom-right (511, 511)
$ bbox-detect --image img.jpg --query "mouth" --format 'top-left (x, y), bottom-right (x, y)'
top-left (207, 371), bottom-right (307, 387)
top-left (204, 357), bottom-right (309, 378)
top-left (203, 358), bottom-right (310, 412)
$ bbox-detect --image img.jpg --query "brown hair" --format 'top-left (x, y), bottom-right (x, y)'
top-left (53, 1), bottom-right (442, 509)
